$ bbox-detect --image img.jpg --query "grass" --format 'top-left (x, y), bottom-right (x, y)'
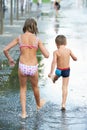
top-left (33, 0), bottom-right (50, 3)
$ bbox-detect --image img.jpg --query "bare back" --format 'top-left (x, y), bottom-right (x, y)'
top-left (19, 32), bottom-right (38, 66)
top-left (56, 47), bottom-right (70, 68)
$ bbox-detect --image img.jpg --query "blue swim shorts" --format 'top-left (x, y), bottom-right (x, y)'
top-left (55, 68), bottom-right (70, 77)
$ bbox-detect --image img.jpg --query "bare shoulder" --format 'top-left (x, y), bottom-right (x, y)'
top-left (65, 47), bottom-right (71, 53)
top-left (53, 50), bottom-right (57, 53)
top-left (12, 37), bottom-right (19, 44)
top-left (38, 37), bottom-right (42, 44)
top-left (38, 38), bottom-right (45, 48)
top-left (53, 50), bottom-right (59, 56)
top-left (68, 48), bottom-right (73, 54)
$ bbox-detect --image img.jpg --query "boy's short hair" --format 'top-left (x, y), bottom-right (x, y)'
top-left (55, 35), bottom-right (66, 45)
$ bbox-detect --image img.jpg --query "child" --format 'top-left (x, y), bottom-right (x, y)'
top-left (3, 18), bottom-right (49, 118)
top-left (54, 0), bottom-right (61, 16)
top-left (48, 35), bottom-right (77, 110)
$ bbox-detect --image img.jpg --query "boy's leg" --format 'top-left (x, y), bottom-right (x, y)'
top-left (18, 69), bottom-right (27, 118)
top-left (48, 74), bottom-right (58, 83)
top-left (61, 77), bottom-right (69, 109)
top-left (30, 71), bottom-right (45, 109)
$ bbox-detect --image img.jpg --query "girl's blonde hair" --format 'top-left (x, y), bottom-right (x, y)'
top-left (23, 18), bottom-right (38, 34)
top-left (55, 35), bottom-right (67, 45)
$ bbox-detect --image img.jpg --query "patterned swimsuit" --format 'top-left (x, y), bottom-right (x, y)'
top-left (19, 62), bottom-right (38, 76)
top-left (18, 35), bottom-right (39, 76)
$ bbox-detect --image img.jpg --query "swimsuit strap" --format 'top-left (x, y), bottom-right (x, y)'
top-left (18, 35), bottom-right (39, 49)
top-left (18, 35), bottom-right (22, 46)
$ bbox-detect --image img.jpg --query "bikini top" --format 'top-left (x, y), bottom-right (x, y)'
top-left (18, 35), bottom-right (39, 49)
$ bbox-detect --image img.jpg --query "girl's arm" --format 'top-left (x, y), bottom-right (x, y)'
top-left (3, 38), bottom-right (19, 66)
top-left (48, 51), bottom-right (57, 77)
top-left (38, 39), bottom-right (49, 58)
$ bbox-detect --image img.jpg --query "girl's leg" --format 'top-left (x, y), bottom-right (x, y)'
top-left (18, 69), bottom-right (27, 118)
top-left (61, 77), bottom-right (69, 109)
top-left (30, 71), bottom-right (45, 109)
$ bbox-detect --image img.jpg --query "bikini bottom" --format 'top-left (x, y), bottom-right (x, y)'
top-left (19, 62), bottom-right (38, 76)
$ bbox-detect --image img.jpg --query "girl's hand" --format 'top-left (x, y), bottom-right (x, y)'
top-left (9, 59), bottom-right (15, 67)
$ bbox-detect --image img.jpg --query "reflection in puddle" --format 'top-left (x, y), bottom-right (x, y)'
top-left (54, 17), bottom-right (59, 34)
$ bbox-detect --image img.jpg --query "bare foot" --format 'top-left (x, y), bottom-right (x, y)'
top-left (19, 113), bottom-right (28, 119)
top-left (52, 76), bottom-right (56, 83)
top-left (61, 104), bottom-right (66, 111)
top-left (37, 99), bottom-right (46, 110)
top-left (61, 107), bottom-right (66, 111)
top-left (48, 74), bottom-right (56, 83)
top-left (51, 75), bottom-right (58, 83)
top-left (48, 74), bottom-right (51, 78)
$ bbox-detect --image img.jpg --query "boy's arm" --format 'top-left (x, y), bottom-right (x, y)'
top-left (48, 51), bottom-right (57, 77)
top-left (70, 50), bottom-right (77, 61)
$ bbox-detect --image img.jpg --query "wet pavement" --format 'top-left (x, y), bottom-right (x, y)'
top-left (0, 1), bottom-right (87, 130)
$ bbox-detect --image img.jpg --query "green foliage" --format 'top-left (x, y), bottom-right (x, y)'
top-left (33, 0), bottom-right (50, 3)
top-left (8, 59), bottom-right (20, 91)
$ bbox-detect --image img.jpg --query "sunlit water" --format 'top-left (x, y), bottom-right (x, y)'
top-left (0, 1), bottom-right (87, 130)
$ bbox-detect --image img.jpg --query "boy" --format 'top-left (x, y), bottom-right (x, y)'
top-left (48, 35), bottom-right (77, 110)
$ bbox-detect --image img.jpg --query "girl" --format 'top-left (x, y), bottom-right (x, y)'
top-left (3, 18), bottom-right (49, 118)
